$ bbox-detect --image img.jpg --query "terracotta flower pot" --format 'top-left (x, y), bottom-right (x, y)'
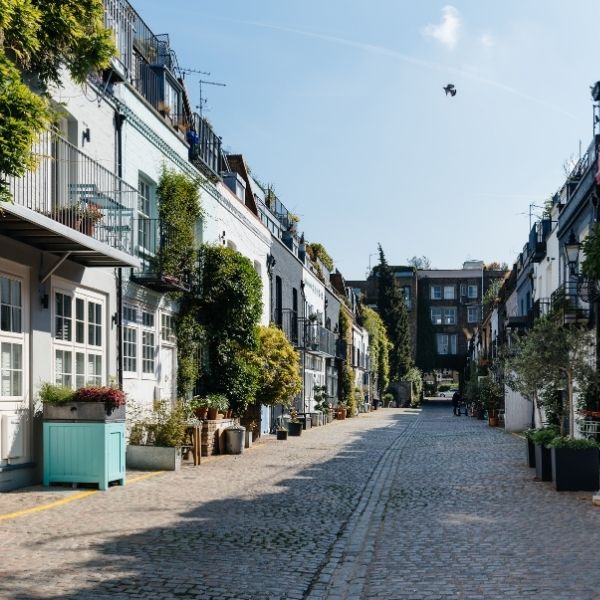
top-left (207, 407), bottom-right (219, 420)
top-left (195, 407), bottom-right (208, 420)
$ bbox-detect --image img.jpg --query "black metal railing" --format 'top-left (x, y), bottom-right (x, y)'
top-left (531, 298), bottom-right (551, 321)
top-left (551, 282), bottom-right (590, 324)
top-left (6, 131), bottom-right (136, 254)
top-left (103, 0), bottom-right (134, 78)
top-left (130, 218), bottom-right (193, 292)
top-left (189, 114), bottom-right (222, 178)
top-left (279, 310), bottom-right (337, 355)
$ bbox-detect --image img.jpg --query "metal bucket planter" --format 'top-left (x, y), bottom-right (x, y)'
top-left (126, 445), bottom-right (181, 471)
top-left (245, 430), bottom-right (253, 448)
top-left (43, 402), bottom-right (125, 422)
top-left (225, 426), bottom-right (245, 454)
top-left (551, 447), bottom-right (600, 491)
top-left (535, 444), bottom-right (552, 481)
top-left (288, 422), bottom-right (302, 436)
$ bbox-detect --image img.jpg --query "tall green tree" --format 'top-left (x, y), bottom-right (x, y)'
top-left (0, 0), bottom-right (115, 199)
top-left (376, 244), bottom-right (413, 380)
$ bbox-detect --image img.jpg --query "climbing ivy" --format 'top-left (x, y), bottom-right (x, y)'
top-left (306, 242), bottom-right (334, 271)
top-left (339, 308), bottom-right (357, 416)
top-left (362, 305), bottom-right (391, 397)
top-left (156, 168), bottom-right (202, 283)
top-left (198, 245), bottom-right (263, 414)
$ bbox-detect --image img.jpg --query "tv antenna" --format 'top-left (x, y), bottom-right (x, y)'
top-left (198, 79), bottom-right (226, 119)
top-left (175, 67), bottom-right (211, 79)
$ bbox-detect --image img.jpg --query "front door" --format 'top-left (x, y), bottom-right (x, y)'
top-left (159, 346), bottom-right (175, 401)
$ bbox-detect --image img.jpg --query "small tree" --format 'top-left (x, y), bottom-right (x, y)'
top-left (255, 325), bottom-right (302, 408)
top-left (505, 315), bottom-right (598, 437)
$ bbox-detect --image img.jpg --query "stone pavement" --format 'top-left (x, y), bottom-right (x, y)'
top-left (1, 404), bottom-right (600, 599)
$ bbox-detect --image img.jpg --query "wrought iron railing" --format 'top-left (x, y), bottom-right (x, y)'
top-left (6, 131), bottom-right (136, 254)
top-left (550, 282), bottom-right (590, 324)
top-left (103, 0), bottom-right (134, 78)
top-left (279, 310), bottom-right (337, 356)
top-left (189, 114), bottom-right (222, 178)
top-left (131, 218), bottom-right (193, 292)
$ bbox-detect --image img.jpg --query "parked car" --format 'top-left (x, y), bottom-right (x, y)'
top-left (438, 389), bottom-right (458, 398)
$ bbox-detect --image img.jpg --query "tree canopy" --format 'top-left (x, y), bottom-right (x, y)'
top-left (377, 245), bottom-right (413, 380)
top-left (0, 0), bottom-right (114, 198)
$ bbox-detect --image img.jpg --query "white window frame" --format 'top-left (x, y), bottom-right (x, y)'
top-left (430, 285), bottom-right (442, 300)
top-left (431, 308), bottom-right (442, 325)
top-left (0, 266), bottom-right (28, 400)
top-left (436, 333), bottom-right (458, 355)
top-left (123, 303), bottom-right (159, 380)
top-left (468, 306), bottom-right (480, 323)
top-left (52, 282), bottom-right (106, 389)
top-left (443, 307), bottom-right (457, 325)
top-left (161, 313), bottom-right (176, 345)
top-left (443, 285), bottom-right (455, 300)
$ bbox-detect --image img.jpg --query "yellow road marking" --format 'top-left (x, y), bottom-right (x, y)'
top-left (0, 470), bottom-right (164, 522)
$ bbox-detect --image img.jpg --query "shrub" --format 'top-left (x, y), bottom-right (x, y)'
top-left (530, 427), bottom-right (559, 447)
top-left (547, 436), bottom-right (600, 450)
top-left (150, 401), bottom-right (188, 448)
top-left (39, 383), bottom-right (76, 405)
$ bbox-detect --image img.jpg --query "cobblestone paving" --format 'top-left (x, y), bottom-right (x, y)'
top-left (1, 404), bottom-right (600, 599)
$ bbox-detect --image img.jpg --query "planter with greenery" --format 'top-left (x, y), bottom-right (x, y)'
top-left (276, 426), bottom-right (288, 441)
top-left (383, 392), bottom-right (395, 408)
top-left (127, 401), bottom-right (187, 471)
top-left (41, 383), bottom-right (126, 422)
top-left (478, 376), bottom-right (503, 427)
top-left (201, 394), bottom-right (229, 420)
top-left (288, 409), bottom-right (302, 436)
top-left (548, 437), bottom-right (600, 491)
top-left (530, 427), bottom-right (558, 482)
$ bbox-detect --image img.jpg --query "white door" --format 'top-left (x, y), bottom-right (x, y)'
top-left (159, 346), bottom-right (176, 401)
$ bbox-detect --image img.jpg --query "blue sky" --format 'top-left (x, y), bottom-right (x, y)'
top-left (142, 0), bottom-right (600, 278)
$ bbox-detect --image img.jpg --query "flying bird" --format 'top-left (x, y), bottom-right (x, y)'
top-left (443, 84), bottom-right (457, 97)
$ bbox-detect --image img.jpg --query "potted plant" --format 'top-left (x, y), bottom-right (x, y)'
top-left (530, 427), bottom-right (558, 482)
top-left (288, 408), bottom-right (302, 436)
top-left (479, 376), bottom-right (503, 427)
top-left (127, 401), bottom-right (187, 471)
top-left (245, 420), bottom-right (257, 448)
top-left (79, 203), bottom-right (103, 236)
top-left (336, 402), bottom-right (347, 420)
top-left (548, 436), bottom-right (600, 491)
top-left (204, 394), bottom-right (229, 420)
top-left (276, 423), bottom-right (288, 440)
top-left (383, 392), bottom-right (394, 408)
top-left (190, 395), bottom-right (208, 420)
top-left (53, 204), bottom-right (83, 230)
top-left (41, 383), bottom-right (126, 422)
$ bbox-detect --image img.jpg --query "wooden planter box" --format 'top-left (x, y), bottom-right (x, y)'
top-left (43, 402), bottom-right (125, 422)
top-left (127, 445), bottom-right (181, 471)
top-left (551, 447), bottom-right (600, 491)
top-left (43, 421), bottom-right (125, 490)
top-left (535, 444), bottom-right (552, 481)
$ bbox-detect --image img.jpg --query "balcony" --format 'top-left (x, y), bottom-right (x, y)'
top-left (189, 114), bottom-right (222, 181)
top-left (531, 298), bottom-right (551, 321)
top-left (279, 310), bottom-right (337, 356)
top-left (130, 219), bottom-right (193, 292)
top-left (551, 282), bottom-right (590, 325)
top-left (528, 219), bottom-right (552, 263)
top-left (1, 132), bottom-right (138, 267)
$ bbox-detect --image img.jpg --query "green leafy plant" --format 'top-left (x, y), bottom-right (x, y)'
top-left (290, 408), bottom-right (300, 423)
top-left (0, 0), bottom-right (115, 200)
top-left (362, 305), bottom-right (391, 397)
top-left (582, 223), bottom-right (600, 280)
top-left (383, 392), bottom-right (395, 407)
top-left (306, 242), bottom-right (334, 271)
top-left (204, 394), bottom-right (229, 412)
top-left (478, 376), bottom-right (503, 416)
top-left (255, 325), bottom-right (302, 408)
top-left (529, 427), bottom-right (559, 447)
top-left (149, 401), bottom-right (188, 448)
top-left (547, 437), bottom-right (600, 449)
top-left (402, 366), bottom-right (424, 407)
top-left (38, 383), bottom-right (75, 405)
top-left (339, 308), bottom-right (357, 416)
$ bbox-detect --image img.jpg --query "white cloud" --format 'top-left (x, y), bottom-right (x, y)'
top-left (479, 33), bottom-right (494, 48)
top-left (421, 6), bottom-right (461, 50)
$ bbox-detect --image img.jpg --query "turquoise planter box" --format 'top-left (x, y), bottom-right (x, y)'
top-left (43, 422), bottom-right (126, 490)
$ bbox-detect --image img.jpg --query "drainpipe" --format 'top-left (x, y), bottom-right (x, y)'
top-left (115, 112), bottom-right (127, 389)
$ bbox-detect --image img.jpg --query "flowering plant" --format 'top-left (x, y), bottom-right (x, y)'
top-left (81, 203), bottom-right (103, 222)
top-left (74, 386), bottom-right (126, 414)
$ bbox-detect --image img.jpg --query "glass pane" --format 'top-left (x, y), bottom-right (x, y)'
top-left (12, 371), bottom-right (21, 396)
top-left (77, 321), bottom-right (84, 344)
top-left (12, 307), bottom-right (21, 333)
top-left (76, 298), bottom-right (84, 320)
top-left (1, 373), bottom-right (10, 396)
top-left (64, 351), bottom-right (72, 373)
top-left (76, 352), bottom-right (85, 375)
top-left (96, 304), bottom-right (102, 324)
top-left (11, 280), bottom-right (21, 306)
top-left (12, 344), bottom-right (21, 369)
top-left (56, 293), bottom-right (63, 316)
top-left (1, 305), bottom-right (10, 331)
top-left (64, 295), bottom-right (72, 317)
top-left (1, 277), bottom-right (9, 304)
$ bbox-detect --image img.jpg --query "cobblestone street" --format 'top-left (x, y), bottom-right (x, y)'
top-left (2, 404), bottom-right (600, 599)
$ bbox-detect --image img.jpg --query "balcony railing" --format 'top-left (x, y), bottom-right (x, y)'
top-left (3, 131), bottom-right (137, 266)
top-left (189, 114), bottom-right (222, 180)
top-left (551, 282), bottom-right (590, 325)
top-left (279, 310), bottom-right (337, 356)
top-left (130, 218), bottom-right (193, 292)
top-left (531, 298), bottom-right (551, 321)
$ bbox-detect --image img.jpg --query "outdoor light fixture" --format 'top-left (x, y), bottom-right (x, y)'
top-left (564, 230), bottom-right (581, 276)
